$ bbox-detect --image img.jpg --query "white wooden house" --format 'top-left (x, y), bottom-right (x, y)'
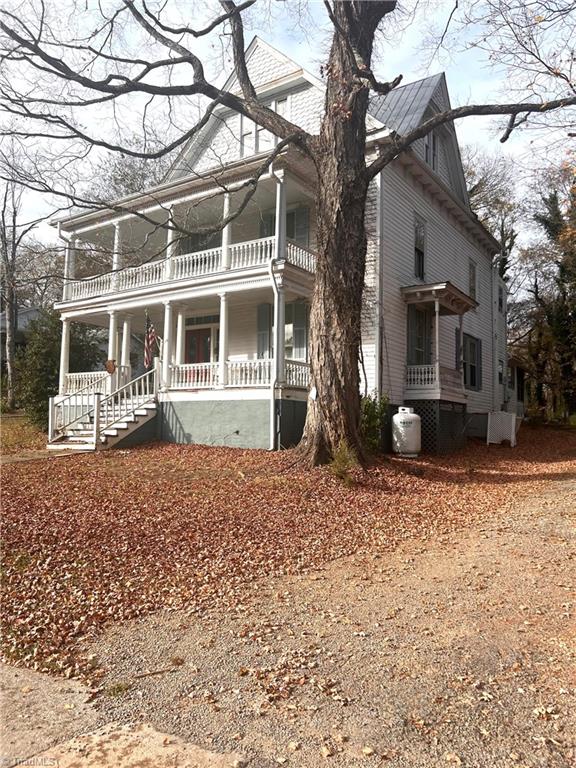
top-left (47, 37), bottom-right (509, 453)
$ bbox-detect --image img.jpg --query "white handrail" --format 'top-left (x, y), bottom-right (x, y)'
top-left (97, 367), bottom-right (157, 435)
top-left (49, 374), bottom-right (109, 441)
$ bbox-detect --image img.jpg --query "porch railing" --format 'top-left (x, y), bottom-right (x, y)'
top-left (170, 363), bottom-right (219, 389)
top-left (286, 241), bottom-right (317, 273)
top-left (63, 365), bottom-right (131, 395)
top-left (64, 235), bottom-right (317, 302)
top-left (230, 237), bottom-right (275, 269)
top-left (64, 371), bottom-right (108, 395)
top-left (285, 359), bottom-right (310, 388)
top-left (173, 247), bottom-right (222, 279)
top-left (227, 359), bottom-right (272, 387)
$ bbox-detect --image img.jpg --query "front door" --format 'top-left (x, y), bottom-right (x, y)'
top-left (185, 328), bottom-right (213, 364)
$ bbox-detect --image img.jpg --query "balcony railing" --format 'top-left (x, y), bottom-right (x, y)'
top-left (64, 236), bottom-right (317, 302)
top-left (405, 364), bottom-right (464, 393)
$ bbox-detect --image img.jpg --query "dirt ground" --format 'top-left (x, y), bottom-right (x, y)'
top-left (61, 475), bottom-right (574, 768)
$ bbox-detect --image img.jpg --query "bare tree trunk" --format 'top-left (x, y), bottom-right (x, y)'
top-left (3, 282), bottom-right (16, 409)
top-left (298, 3), bottom-right (383, 466)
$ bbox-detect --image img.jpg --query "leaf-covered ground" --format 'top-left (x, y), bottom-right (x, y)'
top-left (0, 414), bottom-right (46, 455)
top-left (2, 426), bottom-right (575, 682)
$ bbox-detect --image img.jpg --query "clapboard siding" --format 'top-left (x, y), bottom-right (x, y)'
top-left (228, 302), bottom-right (260, 359)
top-left (378, 161), bottom-right (496, 411)
top-left (172, 82), bottom-right (324, 178)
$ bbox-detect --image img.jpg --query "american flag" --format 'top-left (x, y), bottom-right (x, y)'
top-left (144, 311), bottom-right (159, 369)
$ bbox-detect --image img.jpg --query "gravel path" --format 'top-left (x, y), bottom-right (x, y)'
top-left (84, 477), bottom-right (576, 768)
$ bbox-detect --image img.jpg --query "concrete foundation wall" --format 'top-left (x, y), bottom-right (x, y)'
top-left (159, 399), bottom-right (271, 449)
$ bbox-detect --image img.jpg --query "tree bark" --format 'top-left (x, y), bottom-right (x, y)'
top-left (298, 2), bottom-right (386, 466)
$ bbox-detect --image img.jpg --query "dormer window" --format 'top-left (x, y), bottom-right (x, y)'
top-left (424, 130), bottom-right (438, 170)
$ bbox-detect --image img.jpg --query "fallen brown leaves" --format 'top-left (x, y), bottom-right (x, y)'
top-left (1, 426), bottom-right (575, 681)
top-left (0, 414), bottom-right (46, 455)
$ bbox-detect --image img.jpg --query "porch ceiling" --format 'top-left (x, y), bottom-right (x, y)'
top-left (401, 281), bottom-right (478, 315)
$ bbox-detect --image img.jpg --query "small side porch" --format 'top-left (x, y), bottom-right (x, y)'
top-left (401, 281), bottom-right (478, 404)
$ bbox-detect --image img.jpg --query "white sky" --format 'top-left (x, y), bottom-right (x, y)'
top-left (13, 0), bottom-right (573, 242)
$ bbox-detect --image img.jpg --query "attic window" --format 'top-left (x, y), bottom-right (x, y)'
top-left (424, 131), bottom-right (438, 170)
top-left (240, 97), bottom-right (289, 159)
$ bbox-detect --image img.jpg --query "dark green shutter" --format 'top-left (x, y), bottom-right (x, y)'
top-left (257, 303), bottom-right (272, 359)
top-left (455, 328), bottom-right (461, 370)
top-left (477, 338), bottom-right (482, 390)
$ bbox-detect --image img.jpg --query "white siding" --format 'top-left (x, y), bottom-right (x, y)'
top-left (377, 161), bottom-right (496, 412)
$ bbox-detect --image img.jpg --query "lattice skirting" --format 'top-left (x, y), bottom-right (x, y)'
top-left (402, 400), bottom-right (467, 454)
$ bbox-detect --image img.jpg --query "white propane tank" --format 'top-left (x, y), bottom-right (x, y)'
top-left (392, 407), bottom-right (421, 457)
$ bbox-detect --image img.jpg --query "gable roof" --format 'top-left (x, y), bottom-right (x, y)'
top-left (370, 72), bottom-right (469, 206)
top-left (369, 73), bottom-right (445, 135)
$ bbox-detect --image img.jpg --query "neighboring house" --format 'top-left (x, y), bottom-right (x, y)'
top-left (47, 37), bottom-right (509, 453)
top-left (0, 306), bottom-right (40, 372)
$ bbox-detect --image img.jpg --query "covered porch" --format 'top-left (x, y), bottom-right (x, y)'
top-left (401, 281), bottom-right (477, 402)
top-left (58, 286), bottom-right (312, 397)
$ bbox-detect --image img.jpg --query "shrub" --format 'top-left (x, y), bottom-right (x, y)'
top-left (329, 439), bottom-right (359, 486)
top-left (361, 391), bottom-right (389, 454)
top-left (16, 309), bottom-right (105, 429)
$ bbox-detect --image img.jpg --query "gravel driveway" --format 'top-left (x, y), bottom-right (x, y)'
top-left (80, 477), bottom-right (575, 768)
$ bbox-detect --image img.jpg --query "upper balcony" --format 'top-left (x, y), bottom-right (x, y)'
top-left (56, 168), bottom-right (317, 307)
top-left (64, 237), bottom-right (316, 303)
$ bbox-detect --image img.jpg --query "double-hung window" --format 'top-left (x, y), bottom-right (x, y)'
top-left (414, 215), bottom-right (426, 280)
top-left (424, 131), bottom-right (438, 170)
top-left (240, 97), bottom-right (289, 158)
top-left (461, 333), bottom-right (482, 391)
top-left (468, 260), bottom-right (477, 301)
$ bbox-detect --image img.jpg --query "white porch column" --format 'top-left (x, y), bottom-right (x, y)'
top-left (58, 317), bottom-right (71, 395)
top-left (63, 236), bottom-right (77, 301)
top-left (274, 171), bottom-right (287, 261)
top-left (175, 306), bottom-right (186, 365)
top-left (218, 292), bottom-right (229, 387)
top-left (161, 300), bottom-right (173, 388)
top-left (112, 222), bottom-right (123, 271)
top-left (112, 222), bottom-right (123, 289)
top-left (434, 297), bottom-right (440, 388)
top-left (120, 314), bottom-right (132, 371)
top-left (108, 310), bottom-right (119, 392)
top-left (274, 282), bottom-right (286, 383)
top-left (222, 192), bottom-right (231, 269)
top-left (165, 208), bottom-right (177, 280)
top-left (107, 310), bottom-right (118, 362)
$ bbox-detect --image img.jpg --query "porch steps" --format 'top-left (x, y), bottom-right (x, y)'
top-left (47, 402), bottom-right (157, 452)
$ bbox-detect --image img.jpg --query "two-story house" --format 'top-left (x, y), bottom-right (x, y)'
top-left (47, 37), bottom-right (508, 454)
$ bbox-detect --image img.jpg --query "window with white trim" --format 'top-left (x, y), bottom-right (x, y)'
top-left (240, 97), bottom-right (289, 158)
top-left (463, 333), bottom-right (482, 391)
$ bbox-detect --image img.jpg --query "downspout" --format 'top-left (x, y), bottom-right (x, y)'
top-left (374, 172), bottom-right (384, 398)
top-left (268, 256), bottom-right (279, 451)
